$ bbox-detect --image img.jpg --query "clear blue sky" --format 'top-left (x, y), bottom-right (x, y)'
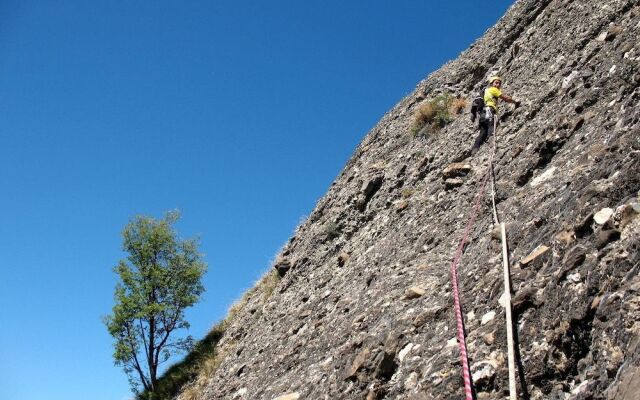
top-left (0, 1), bottom-right (514, 399)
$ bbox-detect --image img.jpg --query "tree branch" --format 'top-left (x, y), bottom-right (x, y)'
top-left (125, 323), bottom-right (150, 391)
top-left (138, 317), bottom-right (150, 365)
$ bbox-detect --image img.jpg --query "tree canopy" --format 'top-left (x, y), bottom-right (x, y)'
top-left (104, 211), bottom-right (207, 396)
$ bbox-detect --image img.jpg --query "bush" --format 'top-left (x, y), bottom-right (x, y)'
top-left (411, 93), bottom-right (466, 136)
top-left (449, 97), bottom-right (467, 115)
top-left (322, 221), bottom-right (341, 240)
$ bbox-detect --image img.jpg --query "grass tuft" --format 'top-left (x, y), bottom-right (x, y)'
top-left (322, 221), bottom-right (341, 240)
top-left (449, 97), bottom-right (467, 115)
top-left (411, 93), bottom-right (466, 137)
top-left (400, 187), bottom-right (414, 199)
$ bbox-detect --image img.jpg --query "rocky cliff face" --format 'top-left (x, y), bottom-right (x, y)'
top-left (179, 0), bottom-right (640, 399)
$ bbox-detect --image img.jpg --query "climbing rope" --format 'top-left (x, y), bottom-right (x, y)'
top-left (449, 156), bottom-right (491, 400)
top-left (450, 116), bottom-right (518, 399)
top-left (489, 120), bottom-right (499, 226)
top-left (501, 222), bottom-right (517, 400)
top-left (488, 118), bottom-right (518, 400)
top-left (489, 118), bottom-right (518, 400)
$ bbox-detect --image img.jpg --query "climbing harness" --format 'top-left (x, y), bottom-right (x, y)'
top-left (449, 117), bottom-right (518, 400)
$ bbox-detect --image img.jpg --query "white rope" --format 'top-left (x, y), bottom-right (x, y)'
top-left (490, 116), bottom-right (517, 400)
top-left (490, 117), bottom-right (499, 226)
top-left (501, 222), bottom-right (517, 400)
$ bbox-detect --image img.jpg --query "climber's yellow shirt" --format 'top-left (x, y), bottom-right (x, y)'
top-left (484, 86), bottom-right (502, 111)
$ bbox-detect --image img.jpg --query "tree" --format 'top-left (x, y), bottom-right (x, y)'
top-left (104, 211), bottom-right (207, 396)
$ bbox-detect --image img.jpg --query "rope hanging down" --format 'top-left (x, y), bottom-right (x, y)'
top-left (448, 157), bottom-right (491, 400)
top-left (449, 117), bottom-right (518, 399)
top-left (501, 222), bottom-right (517, 400)
top-left (488, 118), bottom-right (518, 400)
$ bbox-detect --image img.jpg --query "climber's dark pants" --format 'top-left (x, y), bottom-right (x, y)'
top-left (472, 107), bottom-right (496, 154)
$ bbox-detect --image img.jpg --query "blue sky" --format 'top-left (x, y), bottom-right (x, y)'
top-left (0, 1), bottom-right (514, 399)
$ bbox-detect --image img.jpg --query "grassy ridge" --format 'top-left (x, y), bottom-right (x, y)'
top-left (139, 268), bottom-right (281, 400)
top-left (138, 322), bottom-right (226, 400)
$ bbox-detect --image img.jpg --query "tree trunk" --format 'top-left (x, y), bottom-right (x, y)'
top-left (148, 315), bottom-right (156, 392)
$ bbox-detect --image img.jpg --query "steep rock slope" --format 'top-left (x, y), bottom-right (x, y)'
top-left (181, 0), bottom-right (640, 398)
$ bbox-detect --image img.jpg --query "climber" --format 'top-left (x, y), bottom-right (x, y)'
top-left (470, 76), bottom-right (520, 155)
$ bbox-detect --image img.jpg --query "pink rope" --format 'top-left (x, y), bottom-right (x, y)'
top-left (449, 169), bottom-right (491, 399)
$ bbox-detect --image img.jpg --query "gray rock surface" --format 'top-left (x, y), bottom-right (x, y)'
top-left (178, 0), bottom-right (640, 398)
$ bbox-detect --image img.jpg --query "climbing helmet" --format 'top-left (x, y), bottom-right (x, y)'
top-left (488, 76), bottom-right (502, 85)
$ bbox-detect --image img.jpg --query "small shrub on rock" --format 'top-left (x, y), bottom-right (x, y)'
top-left (411, 93), bottom-right (466, 136)
top-left (449, 97), bottom-right (467, 115)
